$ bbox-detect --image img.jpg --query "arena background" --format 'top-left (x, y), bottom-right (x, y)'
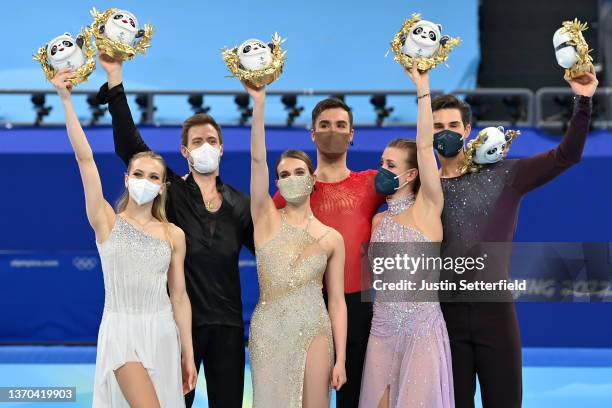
top-left (1, 0), bottom-right (611, 407)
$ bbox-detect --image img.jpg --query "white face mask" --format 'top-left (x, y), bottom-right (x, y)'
top-left (127, 178), bottom-right (161, 206)
top-left (188, 143), bottom-right (221, 174)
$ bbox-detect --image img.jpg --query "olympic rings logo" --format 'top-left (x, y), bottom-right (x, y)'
top-left (72, 257), bottom-right (99, 271)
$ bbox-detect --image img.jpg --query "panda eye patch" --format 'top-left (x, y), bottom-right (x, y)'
top-left (129, 19), bottom-right (135, 27)
top-left (429, 32), bottom-right (437, 41)
top-left (257, 42), bottom-right (265, 48)
top-left (413, 27), bottom-right (423, 35)
top-left (62, 41), bottom-right (73, 47)
top-left (51, 45), bottom-right (57, 55)
top-left (114, 14), bottom-right (123, 20)
top-left (243, 45), bottom-right (252, 53)
top-left (487, 148), bottom-right (497, 155)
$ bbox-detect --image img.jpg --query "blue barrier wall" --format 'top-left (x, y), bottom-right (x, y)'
top-left (1, 125), bottom-right (611, 346)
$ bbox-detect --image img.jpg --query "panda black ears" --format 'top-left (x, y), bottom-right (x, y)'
top-left (136, 29), bottom-right (145, 39)
top-left (76, 35), bottom-right (84, 49)
top-left (497, 126), bottom-right (505, 133)
top-left (439, 35), bottom-right (450, 46)
top-left (268, 42), bottom-right (275, 52)
top-left (437, 24), bottom-right (443, 32)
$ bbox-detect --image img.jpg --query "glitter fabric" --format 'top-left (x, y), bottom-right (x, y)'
top-left (277, 175), bottom-right (314, 204)
top-left (441, 160), bottom-right (517, 244)
top-left (386, 193), bottom-right (416, 216)
top-left (93, 215), bottom-right (185, 407)
top-left (359, 197), bottom-right (454, 407)
top-left (249, 212), bottom-right (334, 407)
top-left (441, 94), bottom-right (591, 246)
top-left (98, 216), bottom-right (172, 314)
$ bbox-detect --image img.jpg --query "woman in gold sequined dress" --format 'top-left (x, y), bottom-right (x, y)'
top-left (243, 81), bottom-right (348, 407)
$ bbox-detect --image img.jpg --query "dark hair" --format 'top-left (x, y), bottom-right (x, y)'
top-left (275, 149), bottom-right (315, 178)
top-left (431, 94), bottom-right (472, 128)
top-left (311, 98), bottom-right (353, 129)
top-left (181, 113), bottom-right (223, 146)
top-left (387, 138), bottom-right (420, 193)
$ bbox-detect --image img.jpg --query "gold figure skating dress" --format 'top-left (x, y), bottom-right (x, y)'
top-left (249, 212), bottom-right (334, 407)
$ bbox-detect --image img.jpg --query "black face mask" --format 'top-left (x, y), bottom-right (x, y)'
top-left (433, 130), bottom-right (464, 158)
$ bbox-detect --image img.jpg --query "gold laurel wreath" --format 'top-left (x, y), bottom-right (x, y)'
top-left (560, 18), bottom-right (593, 78)
top-left (460, 129), bottom-right (520, 174)
top-left (90, 7), bottom-right (154, 61)
top-left (390, 13), bottom-right (461, 71)
top-left (32, 27), bottom-right (96, 85)
top-left (222, 33), bottom-right (287, 87)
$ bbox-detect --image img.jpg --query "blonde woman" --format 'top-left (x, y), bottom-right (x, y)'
top-left (52, 69), bottom-right (196, 407)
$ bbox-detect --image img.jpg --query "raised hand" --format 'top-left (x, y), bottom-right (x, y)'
top-left (98, 53), bottom-right (123, 88)
top-left (241, 81), bottom-right (266, 105)
top-left (405, 62), bottom-right (430, 95)
top-left (566, 64), bottom-right (598, 98)
top-left (51, 69), bottom-right (75, 101)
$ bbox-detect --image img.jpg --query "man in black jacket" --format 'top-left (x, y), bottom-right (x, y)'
top-left (96, 54), bottom-right (254, 408)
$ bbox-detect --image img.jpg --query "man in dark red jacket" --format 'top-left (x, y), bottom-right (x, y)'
top-left (431, 66), bottom-right (598, 408)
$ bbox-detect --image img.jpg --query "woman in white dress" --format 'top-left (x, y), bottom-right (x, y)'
top-left (52, 69), bottom-right (197, 407)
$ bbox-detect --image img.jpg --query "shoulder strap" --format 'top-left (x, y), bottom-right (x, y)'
top-left (304, 214), bottom-right (314, 231)
top-left (316, 228), bottom-right (331, 243)
top-left (164, 222), bottom-right (174, 251)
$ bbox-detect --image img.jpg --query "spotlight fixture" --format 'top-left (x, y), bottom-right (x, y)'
top-left (281, 94), bottom-right (304, 127)
top-left (187, 94), bottom-right (211, 115)
top-left (135, 94), bottom-right (156, 124)
top-left (234, 93), bottom-right (252, 126)
top-left (501, 96), bottom-right (525, 126)
top-left (464, 96), bottom-right (490, 127)
top-left (330, 94), bottom-right (346, 103)
top-left (370, 94), bottom-right (394, 126)
top-left (31, 93), bottom-right (52, 126)
top-left (86, 94), bottom-right (108, 126)
top-left (549, 95), bottom-right (574, 133)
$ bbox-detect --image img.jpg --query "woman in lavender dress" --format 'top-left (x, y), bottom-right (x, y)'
top-left (359, 65), bottom-right (453, 407)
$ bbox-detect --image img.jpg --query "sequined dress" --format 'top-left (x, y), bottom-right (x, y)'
top-left (359, 195), bottom-right (454, 408)
top-left (92, 216), bottom-right (185, 407)
top-left (250, 212), bottom-right (334, 407)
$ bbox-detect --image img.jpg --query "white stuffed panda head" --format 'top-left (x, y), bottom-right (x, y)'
top-left (553, 27), bottom-right (579, 69)
top-left (46, 33), bottom-right (85, 71)
top-left (473, 126), bottom-right (508, 165)
top-left (238, 39), bottom-right (273, 71)
top-left (402, 20), bottom-right (442, 58)
top-left (104, 10), bottom-right (139, 45)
